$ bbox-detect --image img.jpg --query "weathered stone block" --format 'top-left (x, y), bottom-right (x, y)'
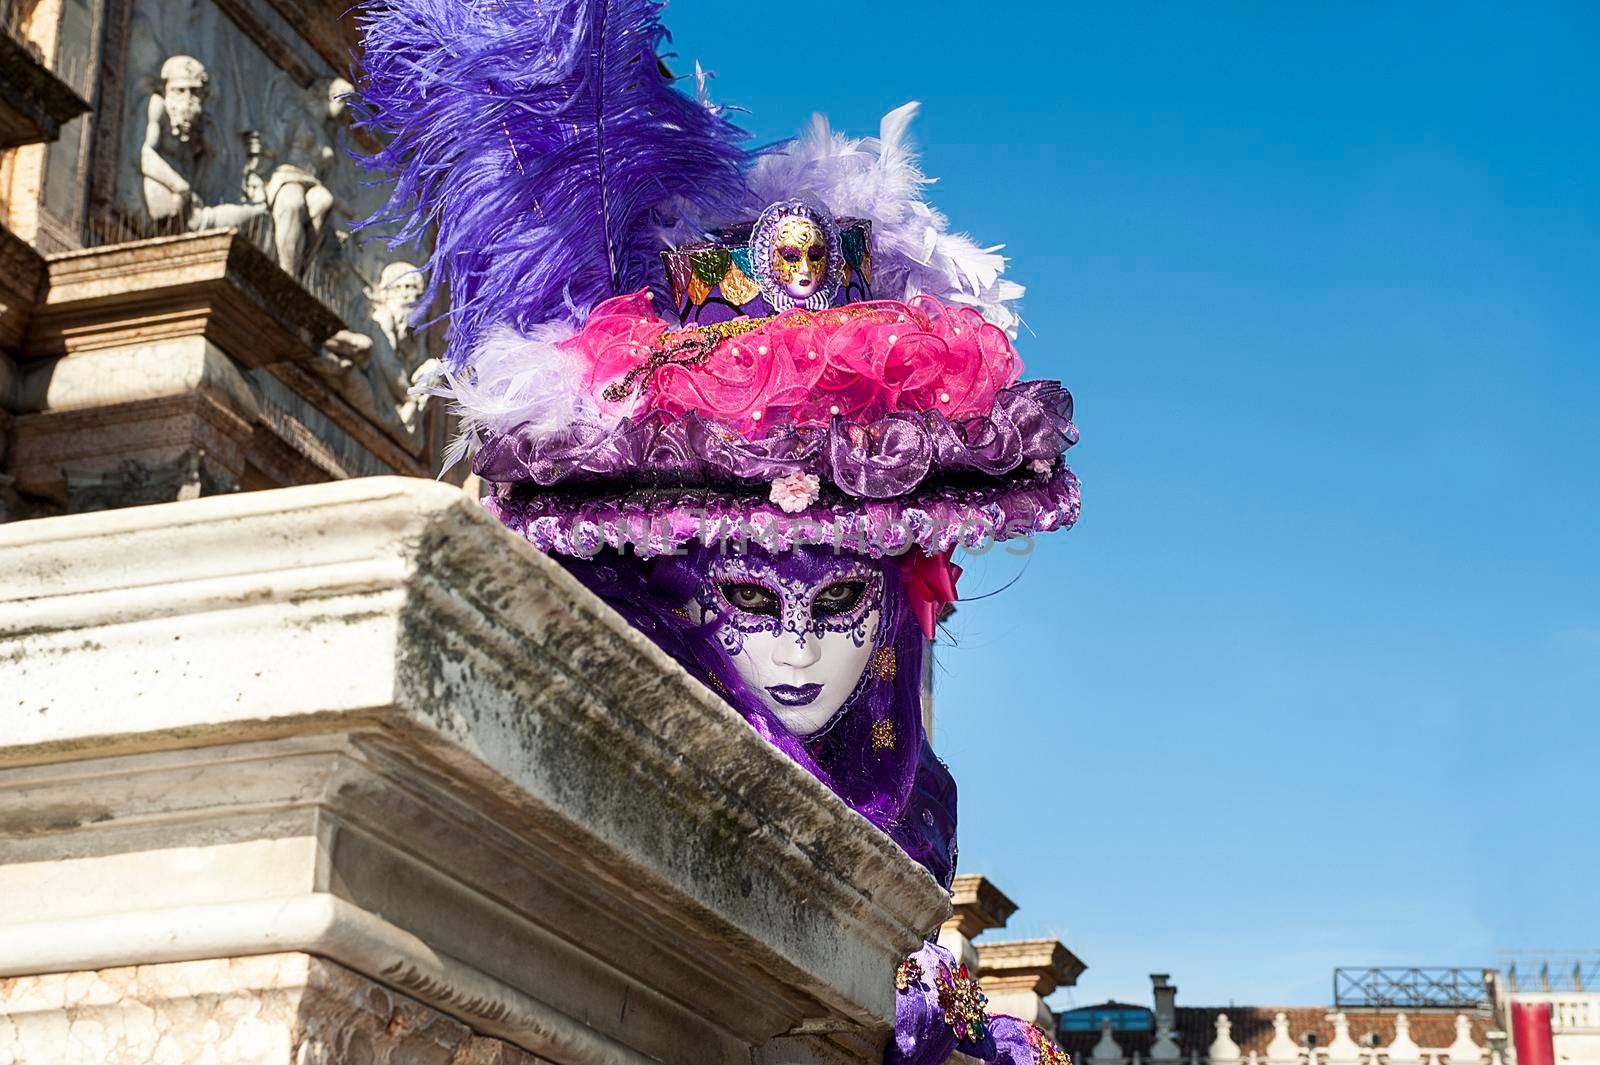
top-left (0, 478), bottom-right (950, 1063)
top-left (0, 225), bottom-right (44, 354)
top-left (0, 952), bottom-right (553, 1065)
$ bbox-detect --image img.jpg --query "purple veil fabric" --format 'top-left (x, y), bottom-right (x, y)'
top-left (557, 542), bottom-right (951, 865)
top-left (555, 542), bottom-right (1012, 1065)
top-left (896, 741), bottom-right (958, 890)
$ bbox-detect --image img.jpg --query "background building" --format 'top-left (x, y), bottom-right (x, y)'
top-left (1, 0), bottom-right (453, 524)
top-left (1501, 958), bottom-right (1600, 1065)
top-left (1060, 962), bottom-right (1600, 1065)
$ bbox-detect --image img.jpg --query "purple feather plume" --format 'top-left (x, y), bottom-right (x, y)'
top-left (353, 0), bottom-right (751, 368)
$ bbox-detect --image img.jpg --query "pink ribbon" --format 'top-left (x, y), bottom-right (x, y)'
top-left (902, 546), bottom-right (963, 640)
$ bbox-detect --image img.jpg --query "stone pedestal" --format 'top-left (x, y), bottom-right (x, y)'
top-left (936, 875), bottom-right (1018, 972)
top-left (0, 478), bottom-right (949, 1064)
top-left (23, 228), bottom-right (342, 366)
top-left (0, 954), bottom-right (550, 1064)
top-left (973, 939), bottom-right (1086, 1034)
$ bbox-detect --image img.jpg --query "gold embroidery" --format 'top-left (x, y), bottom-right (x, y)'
top-left (870, 646), bottom-right (897, 681)
top-left (870, 719), bottom-right (896, 751)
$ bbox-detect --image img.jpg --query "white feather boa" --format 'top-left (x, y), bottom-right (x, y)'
top-left (416, 321), bottom-right (616, 471)
top-left (746, 102), bottom-right (1025, 336)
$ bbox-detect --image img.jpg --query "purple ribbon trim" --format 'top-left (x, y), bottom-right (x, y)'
top-left (484, 465), bottom-right (1081, 559)
top-left (474, 380), bottom-right (1077, 501)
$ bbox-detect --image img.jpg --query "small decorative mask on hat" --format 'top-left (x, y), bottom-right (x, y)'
top-left (772, 215), bottom-right (828, 300)
top-left (749, 197), bottom-right (843, 312)
top-left (694, 551), bottom-right (883, 736)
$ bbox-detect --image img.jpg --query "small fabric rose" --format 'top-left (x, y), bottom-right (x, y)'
top-left (769, 472), bottom-right (821, 513)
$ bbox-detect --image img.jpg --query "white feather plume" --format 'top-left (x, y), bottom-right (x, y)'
top-left (746, 101), bottom-right (1025, 336)
top-left (415, 321), bottom-right (602, 471)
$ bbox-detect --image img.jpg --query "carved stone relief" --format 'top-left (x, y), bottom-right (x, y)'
top-left (115, 0), bottom-right (433, 452)
top-left (138, 54), bottom-right (267, 231)
top-left (312, 260), bottom-right (436, 443)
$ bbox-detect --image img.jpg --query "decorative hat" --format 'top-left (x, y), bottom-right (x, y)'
top-left (355, 0), bottom-right (1078, 561)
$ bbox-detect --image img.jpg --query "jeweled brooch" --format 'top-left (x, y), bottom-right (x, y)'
top-left (1028, 1023), bottom-right (1072, 1065)
top-left (870, 718), bottom-right (897, 751)
top-left (935, 962), bottom-right (989, 1043)
top-left (895, 956), bottom-right (925, 992)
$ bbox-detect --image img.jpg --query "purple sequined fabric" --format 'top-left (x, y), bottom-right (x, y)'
top-left (484, 464), bottom-right (1080, 559)
top-left (473, 380), bottom-right (1076, 499)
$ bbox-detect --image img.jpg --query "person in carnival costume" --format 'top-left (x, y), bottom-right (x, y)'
top-left (354, 2), bottom-right (1077, 1063)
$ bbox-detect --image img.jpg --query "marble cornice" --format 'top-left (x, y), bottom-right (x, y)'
top-left (0, 33), bottom-right (90, 150)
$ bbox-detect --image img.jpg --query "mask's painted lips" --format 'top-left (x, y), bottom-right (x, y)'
top-left (766, 683), bottom-right (822, 707)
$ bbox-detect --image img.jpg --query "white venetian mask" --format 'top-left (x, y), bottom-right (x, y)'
top-left (695, 553), bottom-right (883, 736)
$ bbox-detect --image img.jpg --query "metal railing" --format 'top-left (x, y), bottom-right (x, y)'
top-left (1334, 968), bottom-right (1493, 1010)
top-left (1505, 959), bottom-right (1600, 994)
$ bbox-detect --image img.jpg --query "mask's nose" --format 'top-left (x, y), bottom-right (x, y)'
top-left (773, 631), bottom-right (821, 669)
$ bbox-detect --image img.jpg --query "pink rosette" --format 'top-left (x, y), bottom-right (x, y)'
top-left (895, 299), bottom-right (1022, 420)
top-left (792, 310), bottom-right (895, 423)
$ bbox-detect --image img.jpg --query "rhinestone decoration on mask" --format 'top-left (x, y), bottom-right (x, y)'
top-left (701, 554), bottom-right (882, 653)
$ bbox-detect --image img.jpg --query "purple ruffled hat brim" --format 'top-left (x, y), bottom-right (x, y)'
top-left (485, 465), bottom-right (1079, 559)
top-left (473, 380), bottom-right (1077, 501)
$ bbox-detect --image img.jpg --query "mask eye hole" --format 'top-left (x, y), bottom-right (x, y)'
top-left (807, 244), bottom-right (826, 263)
top-left (812, 579), bottom-right (866, 618)
top-left (779, 247), bottom-right (802, 263)
top-left (719, 581), bottom-right (781, 617)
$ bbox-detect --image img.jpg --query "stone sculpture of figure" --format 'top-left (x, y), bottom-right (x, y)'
top-left (311, 262), bottom-right (437, 442)
top-left (369, 261), bottom-right (425, 371)
top-left (265, 77), bottom-right (352, 276)
top-left (366, 261), bottom-right (437, 432)
top-left (139, 55), bottom-right (266, 231)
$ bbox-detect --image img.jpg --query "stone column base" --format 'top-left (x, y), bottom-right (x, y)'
top-left (0, 952), bottom-right (550, 1065)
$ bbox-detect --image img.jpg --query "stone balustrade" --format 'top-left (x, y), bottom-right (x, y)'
top-left (1085, 1010), bottom-right (1496, 1065)
top-left (1530, 995), bottom-right (1600, 1033)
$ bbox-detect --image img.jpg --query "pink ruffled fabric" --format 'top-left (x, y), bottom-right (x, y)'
top-left (563, 291), bottom-right (1023, 436)
top-left (561, 290), bottom-right (671, 421)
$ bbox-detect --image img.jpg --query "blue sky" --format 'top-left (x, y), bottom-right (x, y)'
top-left (669, 2), bottom-right (1599, 1007)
